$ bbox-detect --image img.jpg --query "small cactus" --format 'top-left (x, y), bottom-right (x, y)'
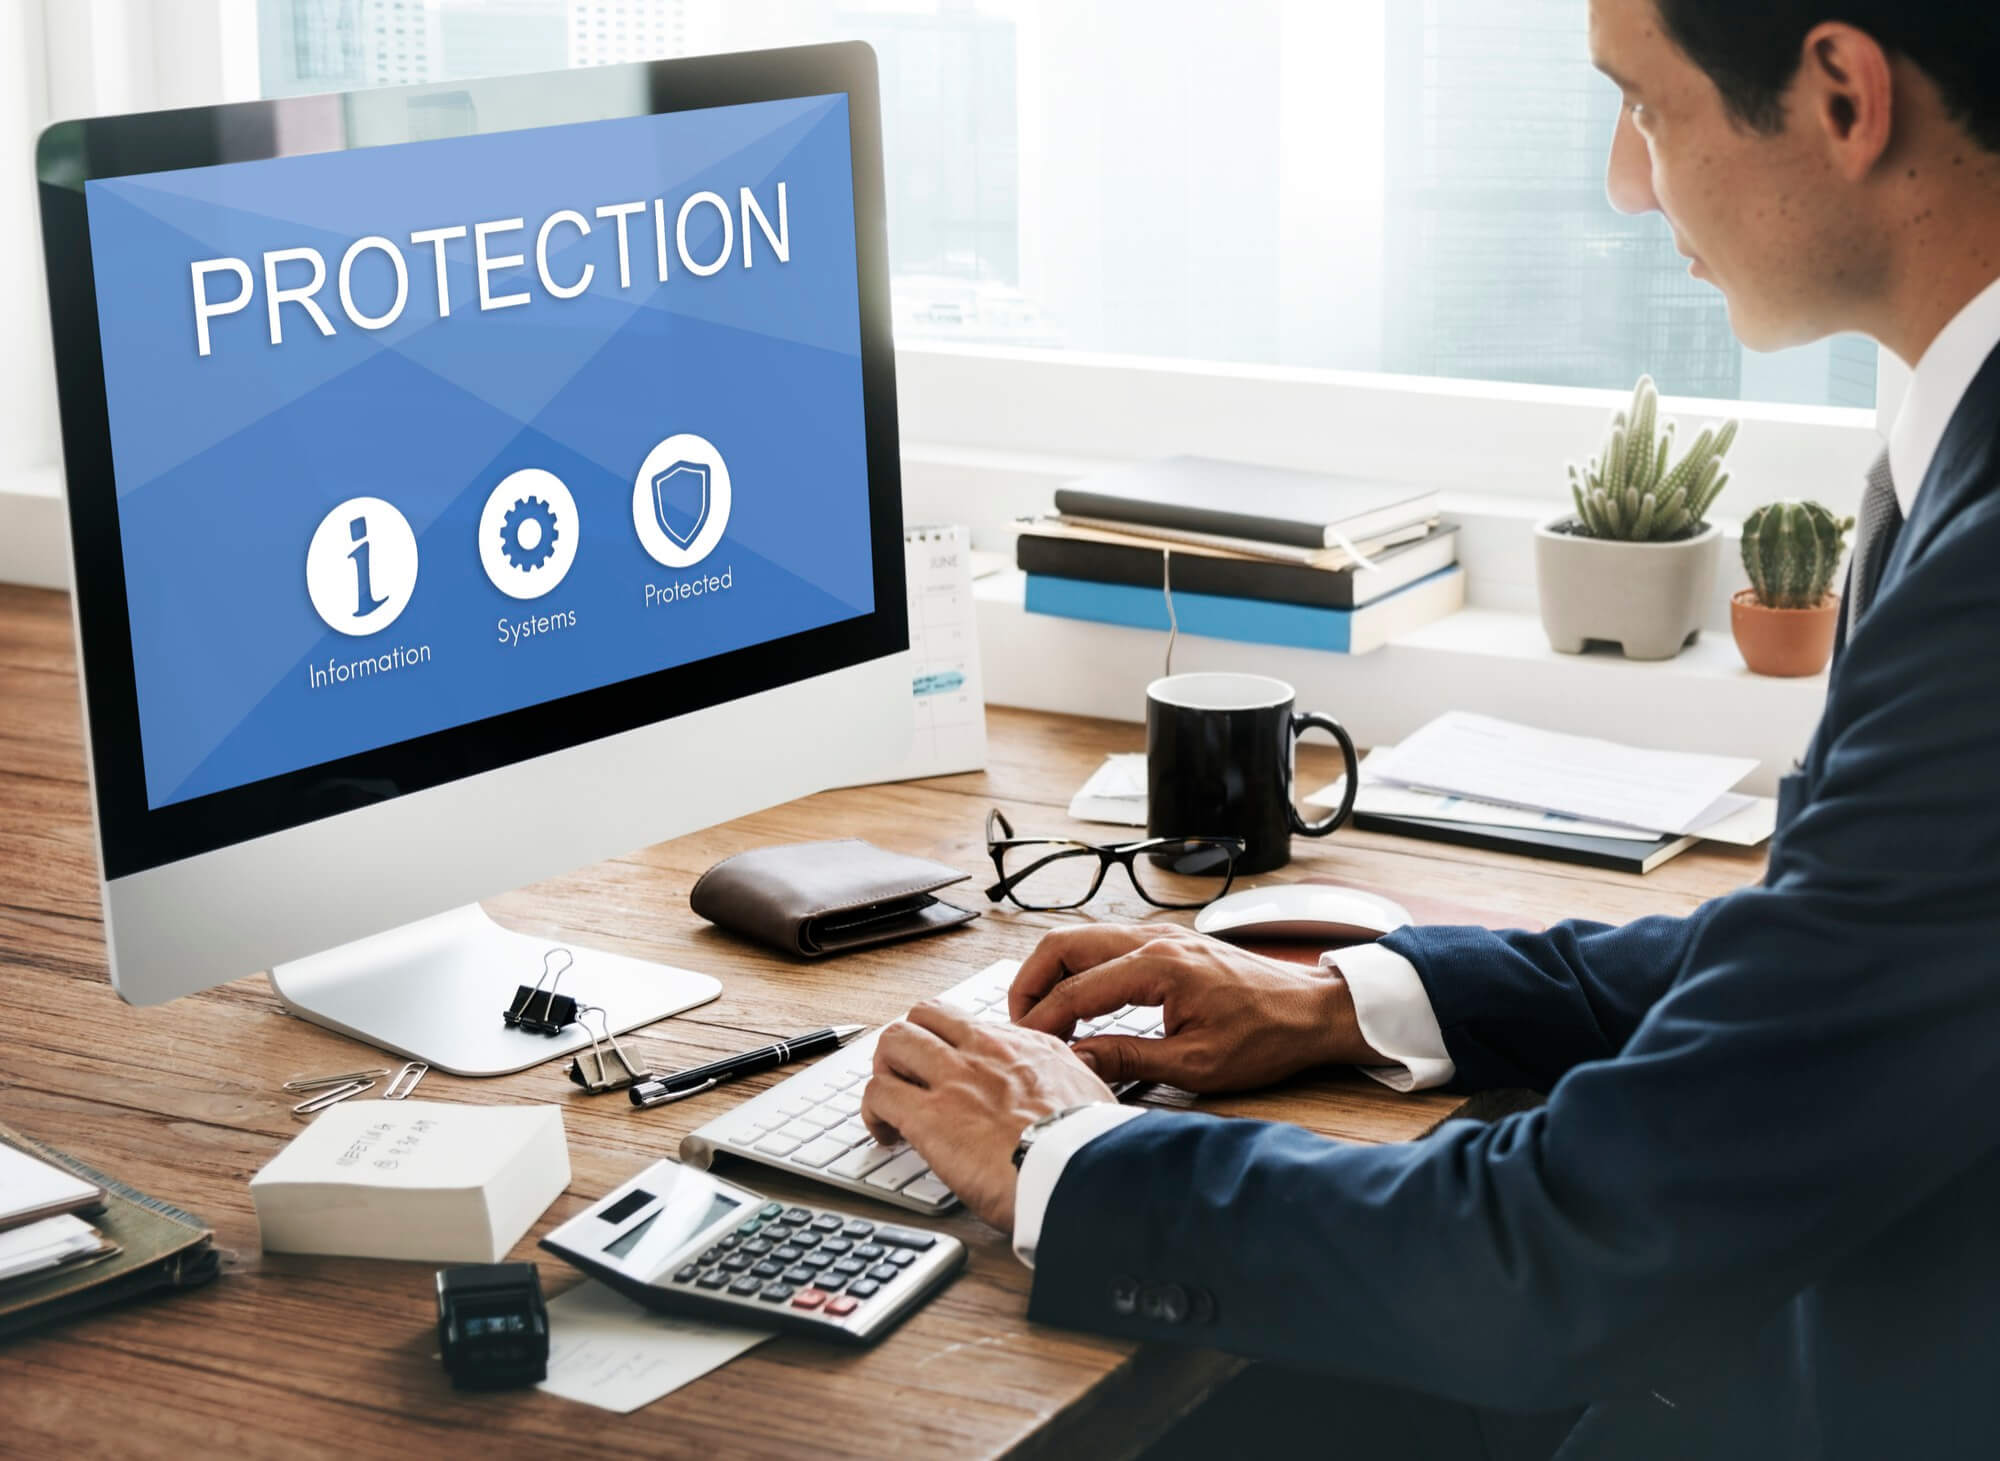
top-left (1741, 500), bottom-right (1854, 609)
top-left (1567, 376), bottom-right (1739, 541)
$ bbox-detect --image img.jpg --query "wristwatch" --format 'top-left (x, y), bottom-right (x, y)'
top-left (1012, 1105), bottom-right (1100, 1169)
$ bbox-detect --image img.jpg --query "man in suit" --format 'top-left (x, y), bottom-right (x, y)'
top-left (859, 2), bottom-right (2000, 1455)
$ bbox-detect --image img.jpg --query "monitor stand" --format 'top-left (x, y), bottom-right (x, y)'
top-left (267, 904), bottom-right (721, 1077)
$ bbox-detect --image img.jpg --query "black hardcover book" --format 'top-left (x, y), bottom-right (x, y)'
top-left (1015, 525), bottom-right (1459, 610)
top-left (1353, 812), bottom-right (1696, 875)
top-left (1051, 455), bottom-right (1441, 549)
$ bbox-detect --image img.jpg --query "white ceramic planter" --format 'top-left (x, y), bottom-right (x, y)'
top-left (1534, 514), bottom-right (1722, 661)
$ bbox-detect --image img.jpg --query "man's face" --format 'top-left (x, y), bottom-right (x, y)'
top-left (1591, 0), bottom-right (1856, 351)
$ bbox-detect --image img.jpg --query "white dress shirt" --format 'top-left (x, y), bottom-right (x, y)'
top-left (1014, 270), bottom-right (2000, 1271)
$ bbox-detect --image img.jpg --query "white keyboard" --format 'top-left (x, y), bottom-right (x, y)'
top-left (678, 959), bottom-right (1166, 1214)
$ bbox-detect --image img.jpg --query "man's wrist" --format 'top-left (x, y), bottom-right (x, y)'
top-left (1310, 965), bottom-right (1384, 1067)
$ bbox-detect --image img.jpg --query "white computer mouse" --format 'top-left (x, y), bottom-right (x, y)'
top-left (1193, 884), bottom-right (1413, 946)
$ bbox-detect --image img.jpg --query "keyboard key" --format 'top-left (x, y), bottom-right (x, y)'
top-left (783, 1206), bottom-right (814, 1225)
top-left (696, 1271), bottom-right (729, 1290)
top-left (828, 1141), bottom-right (899, 1180)
top-left (775, 1118), bottom-right (822, 1144)
top-left (791, 1137), bottom-right (853, 1169)
top-left (782, 1265), bottom-right (816, 1285)
top-left (752, 1260), bottom-right (784, 1279)
top-left (729, 1278), bottom-right (762, 1296)
top-left (758, 1284), bottom-right (795, 1303)
top-left (847, 1279), bottom-right (880, 1299)
top-left (902, 1176), bottom-right (955, 1206)
top-left (827, 1093), bottom-right (863, 1117)
top-left (754, 1134), bottom-right (803, 1158)
top-left (791, 1289), bottom-right (828, 1311)
top-left (827, 1117), bottom-right (871, 1147)
top-left (841, 1220), bottom-right (876, 1239)
top-left (673, 1264), bottom-right (700, 1283)
top-left (825, 1295), bottom-right (859, 1317)
top-left (886, 1249), bottom-right (916, 1267)
top-left (758, 1202), bottom-right (785, 1220)
top-left (863, 1150), bottom-right (932, 1191)
top-left (829, 1070), bottom-right (864, 1090)
top-left (867, 1264), bottom-right (900, 1283)
top-left (800, 1107), bottom-right (846, 1131)
top-left (775, 1095), bottom-right (814, 1118)
top-left (875, 1226), bottom-right (938, 1251)
top-left (818, 1238), bottom-right (852, 1255)
top-left (853, 1244), bottom-right (885, 1261)
top-left (810, 1214), bottom-right (843, 1233)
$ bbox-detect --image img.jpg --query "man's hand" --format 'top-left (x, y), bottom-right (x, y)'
top-left (861, 1000), bottom-right (1116, 1234)
top-left (1010, 924), bottom-right (1385, 1092)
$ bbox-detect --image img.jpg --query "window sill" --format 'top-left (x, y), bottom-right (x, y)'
top-left (975, 571), bottom-right (1823, 796)
top-left (0, 468), bottom-right (68, 590)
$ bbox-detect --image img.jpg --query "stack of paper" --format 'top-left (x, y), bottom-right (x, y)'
top-left (0, 1215), bottom-right (115, 1284)
top-left (1069, 753), bottom-right (1149, 827)
top-left (1318, 712), bottom-right (1776, 846)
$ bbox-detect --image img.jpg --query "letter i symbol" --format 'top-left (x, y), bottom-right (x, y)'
top-left (348, 515), bottom-right (389, 617)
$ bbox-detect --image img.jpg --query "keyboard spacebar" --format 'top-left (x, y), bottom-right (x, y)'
top-left (863, 1149), bottom-right (931, 1191)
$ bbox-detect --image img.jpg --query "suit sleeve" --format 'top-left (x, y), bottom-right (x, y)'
top-left (1379, 904), bottom-right (1723, 1091)
top-left (1028, 501), bottom-right (2000, 1411)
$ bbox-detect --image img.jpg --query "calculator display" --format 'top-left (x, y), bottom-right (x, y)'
top-left (600, 1186), bottom-right (741, 1268)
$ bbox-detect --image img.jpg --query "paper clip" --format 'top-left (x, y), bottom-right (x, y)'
top-left (383, 1061), bottom-right (429, 1100)
top-left (292, 1078), bottom-right (375, 1115)
top-left (282, 1067), bottom-right (389, 1093)
top-left (566, 1007), bottom-right (653, 1095)
top-left (504, 948), bottom-right (580, 1036)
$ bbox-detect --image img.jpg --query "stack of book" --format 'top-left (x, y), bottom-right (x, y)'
top-left (1016, 456), bottom-right (1463, 654)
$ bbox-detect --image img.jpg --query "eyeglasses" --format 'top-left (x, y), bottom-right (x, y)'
top-left (983, 809), bottom-right (1243, 911)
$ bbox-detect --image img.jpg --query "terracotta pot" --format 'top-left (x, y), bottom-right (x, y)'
top-left (1730, 588), bottom-right (1838, 677)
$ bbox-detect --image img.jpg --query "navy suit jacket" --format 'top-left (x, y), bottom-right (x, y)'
top-left (1030, 346), bottom-right (2000, 1458)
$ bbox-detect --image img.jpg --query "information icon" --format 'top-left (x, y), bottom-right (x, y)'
top-left (632, 433), bottom-right (731, 569)
top-left (305, 497), bottom-right (418, 636)
top-left (479, 468), bottom-right (579, 599)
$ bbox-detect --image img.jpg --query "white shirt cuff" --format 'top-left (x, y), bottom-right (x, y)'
top-left (1011, 1104), bottom-right (1149, 1269)
top-left (1325, 943), bottom-right (1456, 1092)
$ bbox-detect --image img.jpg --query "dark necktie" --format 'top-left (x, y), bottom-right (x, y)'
top-left (1838, 449), bottom-right (1904, 644)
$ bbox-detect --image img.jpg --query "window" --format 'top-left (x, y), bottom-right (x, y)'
top-left (257, 0), bottom-right (1877, 411)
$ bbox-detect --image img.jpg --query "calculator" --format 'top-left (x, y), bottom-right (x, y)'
top-left (539, 1159), bottom-right (966, 1346)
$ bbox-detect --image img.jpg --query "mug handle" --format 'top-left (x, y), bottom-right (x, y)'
top-left (1289, 711), bottom-right (1360, 838)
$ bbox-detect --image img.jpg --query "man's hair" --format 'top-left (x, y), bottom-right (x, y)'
top-left (1654, 1), bottom-right (2000, 153)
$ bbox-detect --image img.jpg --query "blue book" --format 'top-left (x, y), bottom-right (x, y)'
top-left (1024, 565), bottom-right (1465, 654)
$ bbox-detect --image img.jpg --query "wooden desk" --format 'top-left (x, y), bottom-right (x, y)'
top-left (0, 582), bottom-right (1766, 1459)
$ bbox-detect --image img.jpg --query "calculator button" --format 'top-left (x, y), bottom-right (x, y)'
top-left (847, 1279), bottom-right (881, 1299)
top-left (818, 1238), bottom-right (852, 1255)
top-left (791, 1289), bottom-right (828, 1311)
top-left (791, 1230), bottom-right (822, 1249)
top-left (853, 1244), bottom-right (886, 1261)
top-left (752, 1260), bottom-right (784, 1279)
top-left (825, 1296), bottom-right (859, 1317)
top-left (758, 1284), bottom-right (795, 1303)
top-left (783, 1207), bottom-right (814, 1224)
top-left (833, 1258), bottom-right (866, 1276)
top-left (673, 1264), bottom-right (700, 1283)
top-left (719, 1234), bottom-right (742, 1249)
top-left (841, 1220), bottom-right (875, 1239)
top-left (782, 1265), bottom-right (816, 1285)
top-left (763, 1225), bottom-right (795, 1244)
top-left (876, 1226), bottom-right (938, 1251)
top-left (810, 1215), bottom-right (843, 1233)
top-left (696, 1271), bottom-right (729, 1290)
top-left (773, 1245), bottom-right (804, 1263)
top-left (887, 1249), bottom-right (916, 1267)
top-left (729, 1278), bottom-right (762, 1297)
top-left (700, 1247), bottom-right (725, 1264)
top-left (801, 1252), bottom-right (834, 1270)
top-left (742, 1238), bottom-right (773, 1256)
top-left (721, 1254), bottom-right (752, 1272)
top-left (758, 1202), bottom-right (785, 1220)
top-left (867, 1264), bottom-right (900, 1283)
top-left (813, 1271), bottom-right (847, 1292)
top-left (736, 1220), bottom-right (764, 1237)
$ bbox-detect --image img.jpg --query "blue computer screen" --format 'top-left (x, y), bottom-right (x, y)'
top-left (84, 93), bottom-right (874, 810)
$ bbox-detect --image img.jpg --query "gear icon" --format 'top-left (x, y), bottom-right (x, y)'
top-left (499, 495), bottom-right (560, 572)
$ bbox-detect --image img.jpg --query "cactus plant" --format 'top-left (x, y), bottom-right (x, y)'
top-left (1566, 376), bottom-right (1739, 541)
top-left (1741, 500), bottom-right (1854, 610)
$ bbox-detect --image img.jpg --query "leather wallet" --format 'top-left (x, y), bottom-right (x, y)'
top-left (690, 839), bottom-right (979, 958)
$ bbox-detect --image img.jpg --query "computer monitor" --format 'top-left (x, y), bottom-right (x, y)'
top-left (35, 44), bottom-right (911, 1075)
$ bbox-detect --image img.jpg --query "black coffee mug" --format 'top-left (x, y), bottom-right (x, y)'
top-left (1146, 673), bottom-right (1359, 875)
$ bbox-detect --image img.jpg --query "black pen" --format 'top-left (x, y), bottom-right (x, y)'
top-left (629, 1024), bottom-right (869, 1108)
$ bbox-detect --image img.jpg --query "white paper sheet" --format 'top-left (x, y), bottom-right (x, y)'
top-left (0, 1214), bottom-right (103, 1281)
top-left (537, 1280), bottom-right (773, 1415)
top-left (1363, 712), bottom-right (1758, 836)
top-left (1068, 752), bottom-right (1149, 826)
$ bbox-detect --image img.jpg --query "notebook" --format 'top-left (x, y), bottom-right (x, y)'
top-left (0, 1142), bottom-right (103, 1233)
top-left (0, 1124), bottom-right (218, 1341)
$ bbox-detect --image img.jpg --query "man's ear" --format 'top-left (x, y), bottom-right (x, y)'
top-left (1798, 22), bottom-right (1895, 181)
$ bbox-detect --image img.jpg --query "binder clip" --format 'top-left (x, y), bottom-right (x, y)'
top-left (566, 1006), bottom-right (655, 1095)
top-left (504, 948), bottom-right (580, 1036)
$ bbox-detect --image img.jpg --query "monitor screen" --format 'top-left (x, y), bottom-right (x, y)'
top-left (82, 94), bottom-right (874, 810)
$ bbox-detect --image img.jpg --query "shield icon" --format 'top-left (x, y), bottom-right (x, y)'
top-left (651, 460), bottom-right (710, 548)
